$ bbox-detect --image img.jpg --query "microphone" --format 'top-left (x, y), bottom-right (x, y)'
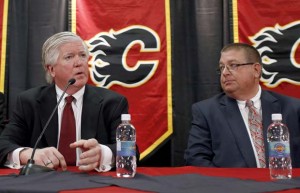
top-left (19, 78), bottom-right (76, 175)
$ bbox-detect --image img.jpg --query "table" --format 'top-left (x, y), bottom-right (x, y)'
top-left (0, 166), bottom-right (299, 193)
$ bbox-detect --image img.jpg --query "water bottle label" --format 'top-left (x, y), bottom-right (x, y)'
top-left (117, 141), bottom-right (136, 156)
top-left (268, 142), bottom-right (290, 158)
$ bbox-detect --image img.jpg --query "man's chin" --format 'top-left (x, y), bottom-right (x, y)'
top-left (72, 78), bottom-right (87, 88)
top-left (74, 76), bottom-right (88, 82)
top-left (222, 84), bottom-right (235, 92)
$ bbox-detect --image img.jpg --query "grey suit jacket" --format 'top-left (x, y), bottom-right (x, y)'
top-left (184, 90), bottom-right (300, 167)
top-left (0, 84), bottom-right (131, 166)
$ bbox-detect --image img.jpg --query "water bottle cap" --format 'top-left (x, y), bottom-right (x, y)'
top-left (271, 113), bottom-right (282, 121)
top-left (121, 114), bottom-right (131, 121)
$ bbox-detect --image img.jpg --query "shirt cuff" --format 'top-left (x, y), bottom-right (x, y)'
top-left (5, 147), bottom-right (25, 169)
top-left (95, 144), bottom-right (113, 172)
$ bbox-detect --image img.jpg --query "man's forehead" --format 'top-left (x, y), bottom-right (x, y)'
top-left (220, 50), bottom-right (246, 62)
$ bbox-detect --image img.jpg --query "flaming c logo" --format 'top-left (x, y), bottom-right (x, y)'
top-left (86, 25), bottom-right (160, 88)
top-left (250, 21), bottom-right (300, 88)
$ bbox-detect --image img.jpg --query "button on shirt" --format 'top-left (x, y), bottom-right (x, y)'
top-left (236, 86), bottom-right (264, 168)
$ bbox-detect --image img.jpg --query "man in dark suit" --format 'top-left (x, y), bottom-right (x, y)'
top-left (0, 32), bottom-right (136, 172)
top-left (184, 43), bottom-right (300, 168)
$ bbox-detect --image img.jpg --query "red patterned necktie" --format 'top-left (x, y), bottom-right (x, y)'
top-left (246, 100), bottom-right (266, 168)
top-left (58, 95), bottom-right (76, 165)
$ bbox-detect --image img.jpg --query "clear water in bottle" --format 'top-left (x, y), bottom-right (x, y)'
top-left (116, 114), bottom-right (136, 178)
top-left (267, 114), bottom-right (292, 179)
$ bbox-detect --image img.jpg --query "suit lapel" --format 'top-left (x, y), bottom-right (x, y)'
top-left (37, 85), bottom-right (59, 147)
top-left (261, 91), bottom-right (281, 165)
top-left (261, 91), bottom-right (280, 132)
top-left (220, 96), bottom-right (257, 167)
top-left (81, 85), bottom-right (103, 139)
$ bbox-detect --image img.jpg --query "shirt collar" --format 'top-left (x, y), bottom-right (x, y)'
top-left (56, 85), bottom-right (85, 108)
top-left (237, 86), bottom-right (262, 109)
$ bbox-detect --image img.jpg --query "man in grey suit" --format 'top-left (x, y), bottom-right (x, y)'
top-left (185, 43), bottom-right (300, 168)
top-left (0, 32), bottom-right (137, 172)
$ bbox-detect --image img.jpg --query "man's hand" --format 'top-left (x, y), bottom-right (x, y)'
top-left (19, 147), bottom-right (67, 171)
top-left (70, 138), bottom-right (101, 171)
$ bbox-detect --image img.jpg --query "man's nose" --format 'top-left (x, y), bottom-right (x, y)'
top-left (74, 56), bottom-right (85, 66)
top-left (221, 65), bottom-right (230, 75)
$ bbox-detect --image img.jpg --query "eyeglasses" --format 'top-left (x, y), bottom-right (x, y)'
top-left (217, 62), bottom-right (255, 74)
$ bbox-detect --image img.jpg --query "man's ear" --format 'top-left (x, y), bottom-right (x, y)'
top-left (253, 63), bottom-right (262, 78)
top-left (46, 65), bottom-right (55, 77)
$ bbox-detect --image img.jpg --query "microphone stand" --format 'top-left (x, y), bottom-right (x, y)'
top-left (19, 79), bottom-right (76, 175)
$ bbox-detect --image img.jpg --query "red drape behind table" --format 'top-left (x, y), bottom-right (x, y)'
top-left (70, 0), bottom-right (173, 160)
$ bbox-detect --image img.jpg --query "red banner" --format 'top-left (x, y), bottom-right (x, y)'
top-left (71, 0), bottom-right (172, 160)
top-left (233, 0), bottom-right (300, 98)
top-left (0, 0), bottom-right (8, 93)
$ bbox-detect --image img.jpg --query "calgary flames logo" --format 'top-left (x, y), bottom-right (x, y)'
top-left (250, 21), bottom-right (300, 87)
top-left (86, 26), bottom-right (160, 88)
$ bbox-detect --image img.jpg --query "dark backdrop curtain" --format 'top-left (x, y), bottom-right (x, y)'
top-left (168, 0), bottom-right (230, 166)
top-left (4, 0), bottom-right (232, 167)
top-left (6, 0), bottom-right (68, 117)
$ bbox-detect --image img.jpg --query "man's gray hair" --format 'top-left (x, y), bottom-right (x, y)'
top-left (42, 31), bottom-right (89, 84)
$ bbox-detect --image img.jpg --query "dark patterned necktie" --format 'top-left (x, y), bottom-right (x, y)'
top-left (58, 95), bottom-right (76, 165)
top-left (246, 100), bottom-right (266, 168)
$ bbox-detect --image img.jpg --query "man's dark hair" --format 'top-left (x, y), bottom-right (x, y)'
top-left (221, 43), bottom-right (262, 64)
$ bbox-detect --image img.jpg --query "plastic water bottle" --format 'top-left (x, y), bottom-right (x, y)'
top-left (116, 114), bottom-right (136, 178)
top-left (267, 113), bottom-right (292, 179)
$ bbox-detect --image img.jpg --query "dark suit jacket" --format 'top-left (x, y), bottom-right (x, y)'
top-left (0, 84), bottom-right (133, 166)
top-left (184, 90), bottom-right (300, 168)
